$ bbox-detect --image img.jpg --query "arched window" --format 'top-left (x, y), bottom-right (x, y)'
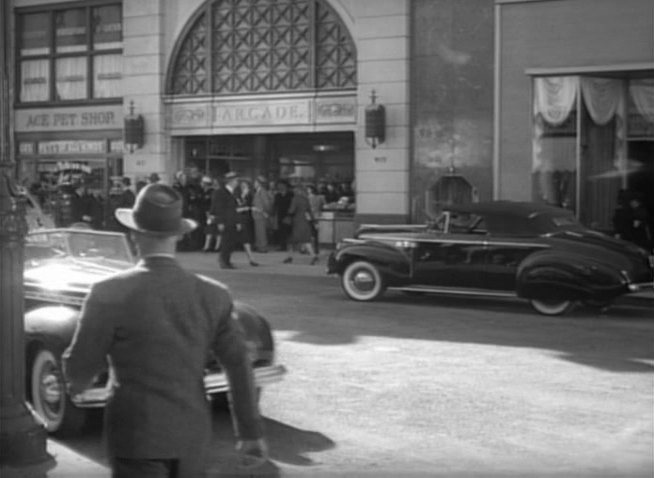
top-left (168, 0), bottom-right (357, 96)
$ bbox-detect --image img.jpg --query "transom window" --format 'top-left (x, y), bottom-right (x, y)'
top-left (17, 3), bottom-right (123, 104)
top-left (168, 0), bottom-right (357, 96)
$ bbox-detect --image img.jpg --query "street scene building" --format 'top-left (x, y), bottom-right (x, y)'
top-left (10, 0), bottom-right (653, 242)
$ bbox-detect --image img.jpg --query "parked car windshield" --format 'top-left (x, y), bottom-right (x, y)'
top-left (26, 230), bottom-right (133, 265)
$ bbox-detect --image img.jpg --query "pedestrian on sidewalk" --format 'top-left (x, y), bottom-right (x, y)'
top-left (283, 184), bottom-right (319, 265)
top-left (252, 175), bottom-right (273, 252)
top-left (63, 183), bottom-right (267, 478)
top-left (209, 171), bottom-right (241, 269)
top-left (236, 179), bottom-right (259, 266)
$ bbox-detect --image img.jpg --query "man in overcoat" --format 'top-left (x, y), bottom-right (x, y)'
top-left (209, 171), bottom-right (241, 269)
top-left (63, 183), bottom-right (267, 477)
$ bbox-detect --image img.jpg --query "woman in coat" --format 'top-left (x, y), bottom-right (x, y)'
top-left (236, 179), bottom-right (259, 266)
top-left (282, 184), bottom-right (318, 265)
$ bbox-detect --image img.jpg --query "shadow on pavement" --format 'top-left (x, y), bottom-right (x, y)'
top-left (57, 410), bottom-right (334, 476)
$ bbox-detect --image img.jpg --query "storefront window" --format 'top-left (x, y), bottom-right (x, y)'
top-left (532, 74), bottom-right (654, 236)
top-left (19, 12), bottom-right (50, 56)
top-left (93, 54), bottom-right (122, 98)
top-left (56, 57), bottom-right (88, 100)
top-left (55, 9), bottom-right (87, 53)
top-left (92, 5), bottom-right (122, 50)
top-left (20, 59), bottom-right (50, 102)
top-left (17, 2), bottom-right (122, 103)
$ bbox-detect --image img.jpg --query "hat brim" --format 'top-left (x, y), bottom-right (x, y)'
top-left (115, 208), bottom-right (197, 236)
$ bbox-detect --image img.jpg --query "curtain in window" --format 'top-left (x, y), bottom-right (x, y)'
top-left (93, 54), bottom-right (122, 98)
top-left (56, 57), bottom-right (87, 100)
top-left (532, 76), bottom-right (579, 210)
top-left (534, 76), bottom-right (578, 125)
top-left (629, 79), bottom-right (654, 124)
top-left (20, 59), bottom-right (50, 102)
top-left (580, 78), bottom-right (622, 125)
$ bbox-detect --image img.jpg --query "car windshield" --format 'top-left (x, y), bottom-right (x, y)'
top-left (25, 229), bottom-right (134, 266)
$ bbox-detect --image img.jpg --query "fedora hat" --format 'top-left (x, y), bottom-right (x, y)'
top-left (224, 171), bottom-right (239, 181)
top-left (115, 183), bottom-right (197, 236)
top-left (255, 175), bottom-right (268, 184)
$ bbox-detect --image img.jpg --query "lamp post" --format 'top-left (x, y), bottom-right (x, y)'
top-left (0, 1), bottom-right (55, 475)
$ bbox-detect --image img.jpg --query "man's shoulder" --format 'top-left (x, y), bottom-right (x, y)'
top-left (88, 267), bottom-right (142, 302)
top-left (194, 273), bottom-right (231, 297)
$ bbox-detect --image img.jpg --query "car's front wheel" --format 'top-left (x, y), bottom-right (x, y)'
top-left (341, 260), bottom-right (386, 301)
top-left (529, 298), bottom-right (574, 316)
top-left (30, 348), bottom-right (87, 436)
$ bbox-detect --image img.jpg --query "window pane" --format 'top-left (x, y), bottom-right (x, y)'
top-left (92, 5), bottom-right (122, 50)
top-left (93, 54), bottom-right (122, 98)
top-left (20, 59), bottom-right (50, 102)
top-left (56, 8), bottom-right (88, 53)
top-left (20, 13), bottom-right (50, 56)
top-left (56, 57), bottom-right (87, 100)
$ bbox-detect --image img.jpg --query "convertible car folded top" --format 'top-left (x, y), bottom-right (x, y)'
top-left (327, 201), bottom-right (654, 316)
top-left (23, 228), bottom-right (286, 436)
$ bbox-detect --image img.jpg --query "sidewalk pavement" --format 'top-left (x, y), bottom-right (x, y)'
top-left (176, 249), bottom-right (331, 277)
top-left (47, 440), bottom-right (109, 477)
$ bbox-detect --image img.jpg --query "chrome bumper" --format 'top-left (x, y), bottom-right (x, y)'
top-left (72, 364), bottom-right (287, 408)
top-left (628, 281), bottom-right (654, 293)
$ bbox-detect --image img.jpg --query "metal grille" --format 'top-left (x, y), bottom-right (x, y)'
top-left (169, 0), bottom-right (356, 95)
top-left (171, 12), bottom-right (209, 95)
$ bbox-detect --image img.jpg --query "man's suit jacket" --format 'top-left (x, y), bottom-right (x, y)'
top-left (63, 257), bottom-right (263, 470)
top-left (209, 186), bottom-right (239, 230)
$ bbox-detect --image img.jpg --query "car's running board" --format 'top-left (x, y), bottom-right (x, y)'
top-left (390, 286), bottom-right (517, 298)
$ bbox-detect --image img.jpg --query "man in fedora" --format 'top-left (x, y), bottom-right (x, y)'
top-left (63, 183), bottom-right (267, 477)
top-left (209, 171), bottom-right (241, 269)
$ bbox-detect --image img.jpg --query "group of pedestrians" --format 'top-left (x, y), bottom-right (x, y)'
top-left (201, 172), bottom-right (322, 269)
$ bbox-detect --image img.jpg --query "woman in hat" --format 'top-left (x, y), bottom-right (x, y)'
top-left (282, 184), bottom-right (319, 265)
top-left (236, 179), bottom-right (259, 266)
top-left (252, 175), bottom-right (273, 252)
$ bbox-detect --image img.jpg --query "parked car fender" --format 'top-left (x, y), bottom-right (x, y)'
top-left (330, 243), bottom-right (411, 285)
top-left (25, 305), bottom-right (79, 355)
top-left (517, 251), bottom-right (626, 301)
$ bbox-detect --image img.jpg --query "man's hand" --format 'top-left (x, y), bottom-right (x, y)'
top-left (218, 223), bottom-right (225, 232)
top-left (235, 438), bottom-right (269, 469)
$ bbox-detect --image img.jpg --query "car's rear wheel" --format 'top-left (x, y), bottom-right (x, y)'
top-left (30, 348), bottom-right (87, 436)
top-left (341, 261), bottom-right (385, 301)
top-left (529, 298), bottom-right (574, 316)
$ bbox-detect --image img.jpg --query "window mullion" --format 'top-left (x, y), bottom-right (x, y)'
top-left (49, 10), bottom-right (56, 101)
top-left (309, 0), bottom-right (316, 89)
top-left (207, 2), bottom-right (212, 94)
top-left (87, 5), bottom-right (93, 99)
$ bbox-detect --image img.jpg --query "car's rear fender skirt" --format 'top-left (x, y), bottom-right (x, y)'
top-left (517, 261), bottom-right (626, 301)
top-left (332, 245), bottom-right (411, 284)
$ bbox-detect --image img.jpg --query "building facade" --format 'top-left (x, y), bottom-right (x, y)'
top-left (12, 0), bottom-right (651, 238)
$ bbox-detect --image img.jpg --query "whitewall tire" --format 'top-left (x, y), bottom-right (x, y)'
top-left (529, 298), bottom-right (574, 316)
top-left (30, 348), bottom-right (86, 436)
top-left (341, 261), bottom-right (385, 301)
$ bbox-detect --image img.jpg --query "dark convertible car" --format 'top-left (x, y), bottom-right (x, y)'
top-left (327, 201), bottom-right (654, 316)
top-left (24, 228), bottom-right (286, 436)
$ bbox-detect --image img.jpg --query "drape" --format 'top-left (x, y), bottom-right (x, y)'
top-left (20, 59), bottom-right (49, 102)
top-left (629, 78), bottom-right (654, 124)
top-left (94, 54), bottom-right (122, 98)
top-left (580, 78), bottom-right (623, 125)
top-left (56, 57), bottom-right (87, 100)
top-left (534, 76), bottom-right (578, 125)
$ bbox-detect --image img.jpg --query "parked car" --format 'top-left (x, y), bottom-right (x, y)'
top-left (327, 201), bottom-right (654, 316)
top-left (24, 228), bottom-right (286, 436)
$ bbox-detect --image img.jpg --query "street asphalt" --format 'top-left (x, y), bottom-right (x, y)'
top-left (42, 249), bottom-right (653, 477)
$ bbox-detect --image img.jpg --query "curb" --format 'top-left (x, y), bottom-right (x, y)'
top-left (47, 440), bottom-right (109, 477)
